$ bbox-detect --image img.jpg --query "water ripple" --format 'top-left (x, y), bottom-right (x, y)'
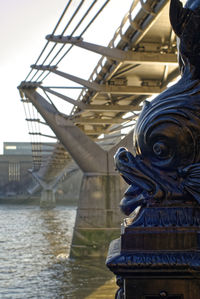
top-left (0, 205), bottom-right (116, 299)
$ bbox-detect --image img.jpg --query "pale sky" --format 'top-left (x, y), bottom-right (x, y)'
top-left (0, 0), bottom-right (133, 154)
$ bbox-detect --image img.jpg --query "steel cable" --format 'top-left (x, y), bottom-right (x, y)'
top-left (29, 0), bottom-right (111, 82)
top-left (35, 0), bottom-right (98, 81)
top-left (29, 0), bottom-right (85, 82)
top-left (25, 0), bottom-right (73, 81)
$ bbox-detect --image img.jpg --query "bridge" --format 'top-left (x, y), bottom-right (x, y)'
top-left (18, 0), bottom-right (179, 256)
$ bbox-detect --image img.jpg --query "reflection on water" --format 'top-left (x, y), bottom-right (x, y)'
top-left (0, 205), bottom-right (116, 298)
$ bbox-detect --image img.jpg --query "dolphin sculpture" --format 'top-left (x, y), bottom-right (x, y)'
top-left (114, 0), bottom-right (200, 216)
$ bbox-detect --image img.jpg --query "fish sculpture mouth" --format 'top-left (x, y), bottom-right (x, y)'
top-left (114, 148), bottom-right (164, 215)
top-left (115, 144), bottom-right (197, 216)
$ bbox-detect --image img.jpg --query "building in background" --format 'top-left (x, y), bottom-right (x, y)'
top-left (0, 142), bottom-right (34, 198)
top-left (0, 142), bottom-right (81, 204)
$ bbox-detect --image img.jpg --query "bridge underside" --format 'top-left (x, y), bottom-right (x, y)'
top-left (19, 0), bottom-right (179, 256)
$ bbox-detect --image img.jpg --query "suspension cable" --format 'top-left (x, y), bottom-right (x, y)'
top-left (25, 0), bottom-right (73, 81)
top-left (35, 0), bottom-right (98, 81)
top-left (30, 0), bottom-right (111, 83)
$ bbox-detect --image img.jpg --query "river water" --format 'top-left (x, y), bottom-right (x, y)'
top-left (0, 205), bottom-right (117, 299)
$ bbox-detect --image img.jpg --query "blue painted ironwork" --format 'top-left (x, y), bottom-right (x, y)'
top-left (107, 1), bottom-right (200, 298)
top-left (114, 0), bottom-right (200, 216)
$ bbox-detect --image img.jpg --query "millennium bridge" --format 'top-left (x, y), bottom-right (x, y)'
top-left (18, 0), bottom-right (179, 256)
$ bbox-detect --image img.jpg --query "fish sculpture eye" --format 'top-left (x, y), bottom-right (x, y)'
top-left (152, 142), bottom-right (169, 158)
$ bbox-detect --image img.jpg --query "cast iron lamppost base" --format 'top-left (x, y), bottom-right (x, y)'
top-left (106, 206), bottom-right (200, 298)
top-left (106, 0), bottom-right (200, 297)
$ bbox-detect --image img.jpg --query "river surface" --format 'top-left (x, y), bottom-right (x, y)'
top-left (0, 205), bottom-right (117, 299)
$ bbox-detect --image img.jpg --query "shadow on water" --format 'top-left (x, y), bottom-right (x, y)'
top-left (39, 207), bottom-right (117, 299)
top-left (49, 257), bottom-right (117, 299)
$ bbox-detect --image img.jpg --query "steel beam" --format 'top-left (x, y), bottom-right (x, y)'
top-left (84, 130), bottom-right (107, 135)
top-left (19, 87), bottom-right (107, 174)
top-left (41, 87), bottom-right (85, 109)
top-left (102, 85), bottom-right (161, 95)
top-left (73, 117), bottom-right (136, 124)
top-left (29, 132), bottom-right (57, 139)
top-left (46, 35), bottom-right (177, 65)
top-left (81, 104), bottom-right (140, 112)
top-left (31, 168), bottom-right (67, 190)
top-left (31, 65), bottom-right (102, 91)
top-left (31, 65), bottom-right (161, 95)
top-left (26, 118), bottom-right (47, 125)
top-left (42, 87), bottom-right (141, 111)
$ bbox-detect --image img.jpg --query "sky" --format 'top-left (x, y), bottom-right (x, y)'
top-left (0, 0), bottom-right (134, 154)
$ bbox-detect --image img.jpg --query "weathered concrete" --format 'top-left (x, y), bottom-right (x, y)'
top-left (70, 174), bottom-right (127, 257)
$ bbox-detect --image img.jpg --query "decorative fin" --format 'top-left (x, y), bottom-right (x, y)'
top-left (170, 0), bottom-right (188, 37)
top-left (185, 0), bottom-right (200, 11)
top-left (181, 163), bottom-right (200, 204)
top-left (170, 0), bottom-right (184, 36)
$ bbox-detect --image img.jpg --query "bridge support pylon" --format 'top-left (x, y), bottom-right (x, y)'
top-left (20, 88), bottom-right (132, 256)
top-left (30, 170), bottom-right (58, 209)
top-left (40, 188), bottom-right (56, 208)
top-left (70, 174), bottom-right (126, 257)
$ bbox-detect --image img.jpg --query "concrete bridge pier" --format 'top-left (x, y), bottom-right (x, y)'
top-left (20, 88), bottom-right (132, 255)
top-left (40, 187), bottom-right (56, 208)
top-left (71, 136), bottom-right (133, 257)
top-left (30, 170), bottom-right (58, 208)
top-left (29, 146), bottom-right (74, 208)
top-left (71, 174), bottom-right (126, 257)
